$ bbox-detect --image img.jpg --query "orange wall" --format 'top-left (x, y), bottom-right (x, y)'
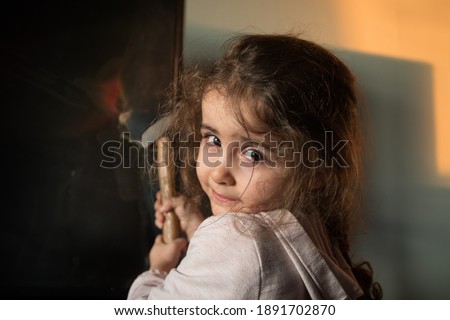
top-left (331, 0), bottom-right (450, 179)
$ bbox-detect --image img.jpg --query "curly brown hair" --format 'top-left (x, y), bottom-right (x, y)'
top-left (158, 33), bottom-right (381, 299)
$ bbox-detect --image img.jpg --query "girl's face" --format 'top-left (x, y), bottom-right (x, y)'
top-left (196, 90), bottom-right (286, 215)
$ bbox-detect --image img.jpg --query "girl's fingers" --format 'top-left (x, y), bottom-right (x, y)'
top-left (155, 211), bottom-right (164, 229)
top-left (154, 191), bottom-right (170, 229)
top-left (155, 203), bottom-right (174, 229)
top-left (155, 191), bottom-right (177, 212)
top-left (153, 234), bottom-right (164, 244)
top-left (149, 234), bottom-right (188, 272)
top-left (172, 237), bottom-right (188, 253)
top-left (154, 193), bottom-right (203, 238)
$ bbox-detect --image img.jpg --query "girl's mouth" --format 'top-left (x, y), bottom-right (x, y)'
top-left (212, 190), bottom-right (237, 203)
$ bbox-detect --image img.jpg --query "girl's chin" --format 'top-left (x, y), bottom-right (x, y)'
top-left (210, 205), bottom-right (235, 215)
top-left (210, 204), bottom-right (240, 215)
top-left (210, 205), bottom-right (254, 215)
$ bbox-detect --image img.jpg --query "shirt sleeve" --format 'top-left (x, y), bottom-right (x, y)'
top-left (127, 269), bottom-right (167, 299)
top-left (127, 215), bottom-right (262, 300)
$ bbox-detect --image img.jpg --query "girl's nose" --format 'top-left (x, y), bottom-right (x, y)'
top-left (210, 160), bottom-right (235, 186)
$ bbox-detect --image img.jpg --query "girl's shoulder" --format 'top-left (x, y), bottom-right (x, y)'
top-left (179, 210), bottom-right (362, 299)
top-left (188, 209), bottom-right (302, 252)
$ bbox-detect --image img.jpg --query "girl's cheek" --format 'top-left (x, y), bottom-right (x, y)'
top-left (196, 149), bottom-right (213, 186)
top-left (196, 150), bottom-right (205, 180)
top-left (238, 165), bottom-right (259, 184)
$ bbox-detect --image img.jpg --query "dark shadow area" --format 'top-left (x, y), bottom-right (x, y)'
top-left (0, 0), bottom-right (183, 299)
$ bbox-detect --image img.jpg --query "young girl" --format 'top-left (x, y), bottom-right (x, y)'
top-left (128, 34), bottom-right (382, 299)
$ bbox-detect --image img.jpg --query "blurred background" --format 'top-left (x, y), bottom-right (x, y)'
top-left (182, 0), bottom-right (450, 299)
top-left (1, 0), bottom-right (449, 299)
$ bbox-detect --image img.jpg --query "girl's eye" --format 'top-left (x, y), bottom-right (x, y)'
top-left (243, 149), bottom-right (264, 162)
top-left (206, 135), bottom-right (221, 147)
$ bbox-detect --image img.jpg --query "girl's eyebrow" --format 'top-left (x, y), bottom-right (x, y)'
top-left (200, 123), bottom-right (218, 134)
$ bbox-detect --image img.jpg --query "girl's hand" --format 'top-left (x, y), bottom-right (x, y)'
top-left (154, 191), bottom-right (204, 240)
top-left (149, 235), bottom-right (187, 273)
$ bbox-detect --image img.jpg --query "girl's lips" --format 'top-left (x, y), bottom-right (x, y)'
top-left (212, 189), bottom-right (237, 203)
